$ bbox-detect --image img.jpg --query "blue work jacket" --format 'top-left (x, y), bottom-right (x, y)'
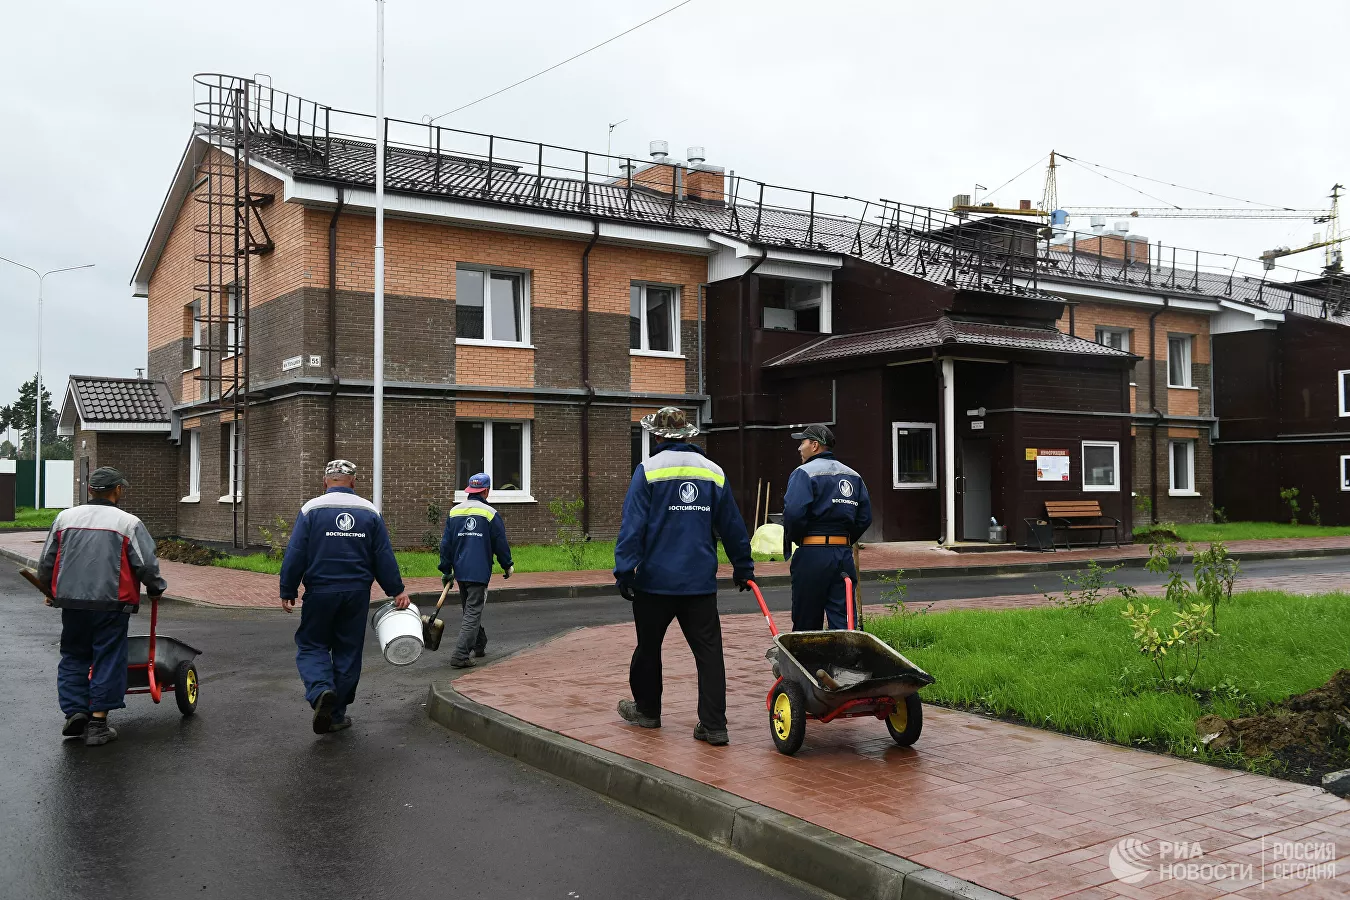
top-left (438, 497), bottom-right (513, 585)
top-left (782, 452), bottom-right (873, 553)
top-left (279, 487), bottom-right (405, 600)
top-left (614, 441), bottom-right (754, 596)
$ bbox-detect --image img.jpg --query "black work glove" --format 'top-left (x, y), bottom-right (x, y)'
top-left (441, 574), bottom-right (452, 587)
top-left (618, 583), bottom-right (636, 602)
top-left (735, 579), bottom-right (751, 592)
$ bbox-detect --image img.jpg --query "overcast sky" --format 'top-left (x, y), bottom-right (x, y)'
top-left (1, 0), bottom-right (1346, 414)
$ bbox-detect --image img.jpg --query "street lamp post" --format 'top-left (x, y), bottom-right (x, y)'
top-left (373, 0), bottom-right (386, 511)
top-left (0, 257), bottom-right (95, 508)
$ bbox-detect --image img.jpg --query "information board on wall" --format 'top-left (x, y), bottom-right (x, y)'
top-left (1036, 449), bottom-right (1070, 482)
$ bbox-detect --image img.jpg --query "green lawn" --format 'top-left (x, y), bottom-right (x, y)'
top-left (216, 539), bottom-right (777, 577)
top-left (0, 507), bottom-right (59, 530)
top-left (1134, 521), bottom-right (1350, 542)
top-left (867, 591), bottom-right (1350, 773)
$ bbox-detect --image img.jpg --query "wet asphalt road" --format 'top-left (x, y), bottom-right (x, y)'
top-left (0, 565), bottom-right (824, 900)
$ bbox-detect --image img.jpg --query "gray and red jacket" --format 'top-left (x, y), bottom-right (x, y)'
top-left (36, 500), bottom-right (167, 611)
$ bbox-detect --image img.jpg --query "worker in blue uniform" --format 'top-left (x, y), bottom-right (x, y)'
top-left (280, 459), bottom-right (409, 735)
top-left (782, 424), bottom-right (872, 631)
top-left (614, 407), bottom-right (755, 747)
top-left (438, 472), bottom-right (514, 669)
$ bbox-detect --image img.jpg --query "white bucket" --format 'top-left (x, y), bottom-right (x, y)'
top-left (372, 601), bottom-right (424, 666)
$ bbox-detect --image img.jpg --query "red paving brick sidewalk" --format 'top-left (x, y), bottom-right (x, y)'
top-left (5, 530), bottom-right (1350, 610)
top-left (455, 613), bottom-right (1350, 900)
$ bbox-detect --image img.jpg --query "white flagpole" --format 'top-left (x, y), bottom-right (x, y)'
top-left (372, 0), bottom-right (386, 511)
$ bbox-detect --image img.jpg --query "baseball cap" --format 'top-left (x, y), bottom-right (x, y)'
top-left (790, 424), bottom-right (836, 447)
top-left (325, 459), bottom-right (357, 477)
top-left (466, 472), bottom-right (491, 494)
top-left (88, 467), bottom-right (130, 491)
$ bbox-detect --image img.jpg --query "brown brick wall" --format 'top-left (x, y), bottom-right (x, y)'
top-left (75, 430), bottom-right (179, 539)
top-left (455, 345), bottom-right (534, 387)
top-left (1132, 428), bottom-right (1213, 524)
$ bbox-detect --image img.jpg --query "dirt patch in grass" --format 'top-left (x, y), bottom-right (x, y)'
top-left (156, 539), bottom-right (225, 566)
top-left (1196, 669), bottom-right (1350, 784)
top-left (1132, 527), bottom-right (1181, 543)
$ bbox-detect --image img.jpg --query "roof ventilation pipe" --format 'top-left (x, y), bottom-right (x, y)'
top-left (686, 146), bottom-right (705, 167)
top-left (649, 140), bottom-right (669, 162)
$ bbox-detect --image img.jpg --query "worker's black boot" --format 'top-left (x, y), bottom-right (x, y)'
top-left (312, 690), bottom-right (337, 735)
top-left (328, 716), bottom-right (352, 733)
top-left (84, 717), bottom-right (118, 747)
top-left (694, 723), bottom-right (730, 746)
top-left (62, 712), bottom-right (89, 739)
top-left (617, 699), bottom-right (660, 728)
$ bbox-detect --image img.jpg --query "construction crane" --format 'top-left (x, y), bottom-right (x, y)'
top-left (1259, 184), bottom-right (1344, 273)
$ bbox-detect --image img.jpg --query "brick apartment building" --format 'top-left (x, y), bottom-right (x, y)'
top-left (59, 75), bottom-right (1350, 548)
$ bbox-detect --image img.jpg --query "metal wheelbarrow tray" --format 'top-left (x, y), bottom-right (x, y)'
top-left (124, 594), bottom-right (202, 716)
top-left (750, 579), bottom-right (934, 756)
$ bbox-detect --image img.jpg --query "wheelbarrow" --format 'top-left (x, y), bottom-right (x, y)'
top-left (748, 578), bottom-right (933, 756)
top-left (125, 593), bottom-right (201, 716)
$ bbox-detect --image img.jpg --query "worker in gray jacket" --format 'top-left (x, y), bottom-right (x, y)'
top-left (36, 467), bottom-right (167, 746)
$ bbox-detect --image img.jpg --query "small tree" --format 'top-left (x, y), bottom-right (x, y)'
top-left (1040, 559), bottom-right (1137, 614)
top-left (424, 498), bottom-right (444, 548)
top-left (1279, 487), bottom-right (1301, 525)
top-left (256, 515), bottom-right (293, 560)
top-left (1192, 541), bottom-right (1239, 631)
top-left (548, 497), bottom-right (589, 570)
top-left (1310, 496), bottom-right (1323, 527)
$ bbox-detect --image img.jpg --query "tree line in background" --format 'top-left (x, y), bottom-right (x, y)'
top-left (0, 375), bottom-right (71, 461)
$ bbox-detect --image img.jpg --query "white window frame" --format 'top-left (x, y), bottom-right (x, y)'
top-left (785, 280), bottom-right (833, 334)
top-left (223, 285), bottom-right (242, 359)
top-left (1167, 334), bottom-right (1193, 388)
top-left (891, 422), bottom-right (938, 490)
top-left (631, 424), bottom-right (652, 471)
top-left (1341, 455), bottom-right (1350, 492)
top-left (1095, 326), bottom-right (1129, 352)
top-left (454, 265), bottom-right (532, 347)
top-left (182, 430), bottom-right (201, 502)
top-left (188, 300), bottom-right (202, 370)
top-left (219, 421), bottom-right (242, 503)
top-left (1168, 439), bottom-right (1198, 496)
top-left (454, 419), bottom-right (534, 504)
top-left (630, 282), bottom-right (682, 357)
top-left (1081, 440), bottom-right (1120, 492)
top-left (1338, 370), bottom-right (1350, 417)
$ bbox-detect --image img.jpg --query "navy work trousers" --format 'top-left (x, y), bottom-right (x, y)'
top-left (58, 609), bottom-right (132, 716)
top-left (629, 591), bottom-right (726, 731)
top-left (790, 546), bottom-right (857, 631)
top-left (295, 589), bottom-right (369, 721)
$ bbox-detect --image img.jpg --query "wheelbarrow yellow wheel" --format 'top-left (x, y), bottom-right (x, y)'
top-left (174, 660), bottom-right (199, 716)
top-left (885, 693), bottom-right (923, 746)
top-left (769, 680), bottom-right (806, 756)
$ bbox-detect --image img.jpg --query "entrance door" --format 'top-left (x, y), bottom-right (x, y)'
top-left (960, 439), bottom-right (991, 541)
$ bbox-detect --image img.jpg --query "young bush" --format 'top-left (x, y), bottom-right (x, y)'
top-left (255, 516), bottom-right (293, 561)
top-left (423, 499), bottom-right (444, 549)
top-left (1280, 487), bottom-right (1301, 525)
top-left (548, 497), bottom-right (590, 570)
top-left (1040, 559), bottom-right (1137, 613)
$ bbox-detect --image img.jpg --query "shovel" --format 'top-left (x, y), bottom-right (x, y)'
top-left (421, 581), bottom-right (453, 651)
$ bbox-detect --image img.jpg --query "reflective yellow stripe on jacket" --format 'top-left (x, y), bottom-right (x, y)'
top-left (643, 465), bottom-right (725, 487)
top-left (449, 506), bottom-right (496, 520)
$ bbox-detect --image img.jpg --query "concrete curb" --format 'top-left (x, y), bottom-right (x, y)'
top-left (426, 681), bottom-right (1009, 900)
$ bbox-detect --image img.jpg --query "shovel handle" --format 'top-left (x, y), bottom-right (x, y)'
top-left (20, 568), bottom-right (53, 606)
top-left (432, 580), bottom-right (453, 616)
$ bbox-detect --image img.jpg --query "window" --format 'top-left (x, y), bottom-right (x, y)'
top-left (1168, 335), bottom-right (1192, 387)
top-left (189, 300), bottom-right (202, 369)
top-left (184, 430), bottom-right (201, 501)
top-left (759, 277), bottom-right (832, 333)
top-left (1339, 370), bottom-right (1350, 417)
top-left (630, 283), bottom-right (679, 354)
top-left (1095, 327), bottom-right (1129, 352)
top-left (1169, 440), bottom-right (1196, 495)
top-left (224, 285), bottom-right (243, 357)
top-left (456, 266), bottom-right (528, 344)
top-left (1342, 456), bottom-right (1350, 492)
top-left (1081, 441), bottom-right (1120, 491)
top-left (892, 422), bottom-right (937, 489)
top-left (630, 424), bottom-right (652, 473)
top-left (220, 421), bottom-right (241, 502)
top-left (455, 420), bottom-right (532, 501)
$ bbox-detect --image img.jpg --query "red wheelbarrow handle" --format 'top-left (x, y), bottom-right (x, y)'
top-left (745, 580), bottom-right (778, 637)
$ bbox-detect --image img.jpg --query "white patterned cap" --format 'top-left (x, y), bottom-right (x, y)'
top-left (325, 459), bottom-right (357, 476)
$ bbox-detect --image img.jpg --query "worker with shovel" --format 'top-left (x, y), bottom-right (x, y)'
top-left (438, 472), bottom-right (513, 669)
top-left (782, 424), bottom-right (872, 631)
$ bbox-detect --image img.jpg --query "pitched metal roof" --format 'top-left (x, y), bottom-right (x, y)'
top-left (764, 317), bottom-right (1133, 369)
top-left (64, 377), bottom-right (173, 426)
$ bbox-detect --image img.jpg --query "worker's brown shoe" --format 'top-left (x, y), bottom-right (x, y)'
top-left (312, 690), bottom-right (337, 734)
top-left (328, 716), bottom-right (352, 733)
top-left (694, 723), bottom-right (729, 746)
top-left (617, 699), bottom-right (660, 728)
top-left (450, 658), bottom-right (475, 669)
top-left (62, 712), bottom-right (89, 738)
top-left (84, 718), bottom-right (118, 747)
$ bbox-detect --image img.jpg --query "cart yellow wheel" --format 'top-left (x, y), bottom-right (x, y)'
top-left (769, 680), bottom-right (806, 755)
top-left (174, 660), bottom-right (199, 716)
top-left (885, 693), bottom-right (922, 746)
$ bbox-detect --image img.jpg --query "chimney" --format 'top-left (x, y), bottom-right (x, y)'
top-left (1019, 199), bottom-right (1032, 211)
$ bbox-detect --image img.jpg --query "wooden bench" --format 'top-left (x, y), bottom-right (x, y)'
top-left (1024, 500), bottom-right (1121, 550)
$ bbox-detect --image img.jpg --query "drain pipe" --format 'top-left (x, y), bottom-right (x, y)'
top-left (738, 247), bottom-right (769, 504)
top-left (327, 187), bottom-right (345, 464)
top-left (580, 220), bottom-right (600, 534)
top-left (1147, 298), bottom-right (1168, 523)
